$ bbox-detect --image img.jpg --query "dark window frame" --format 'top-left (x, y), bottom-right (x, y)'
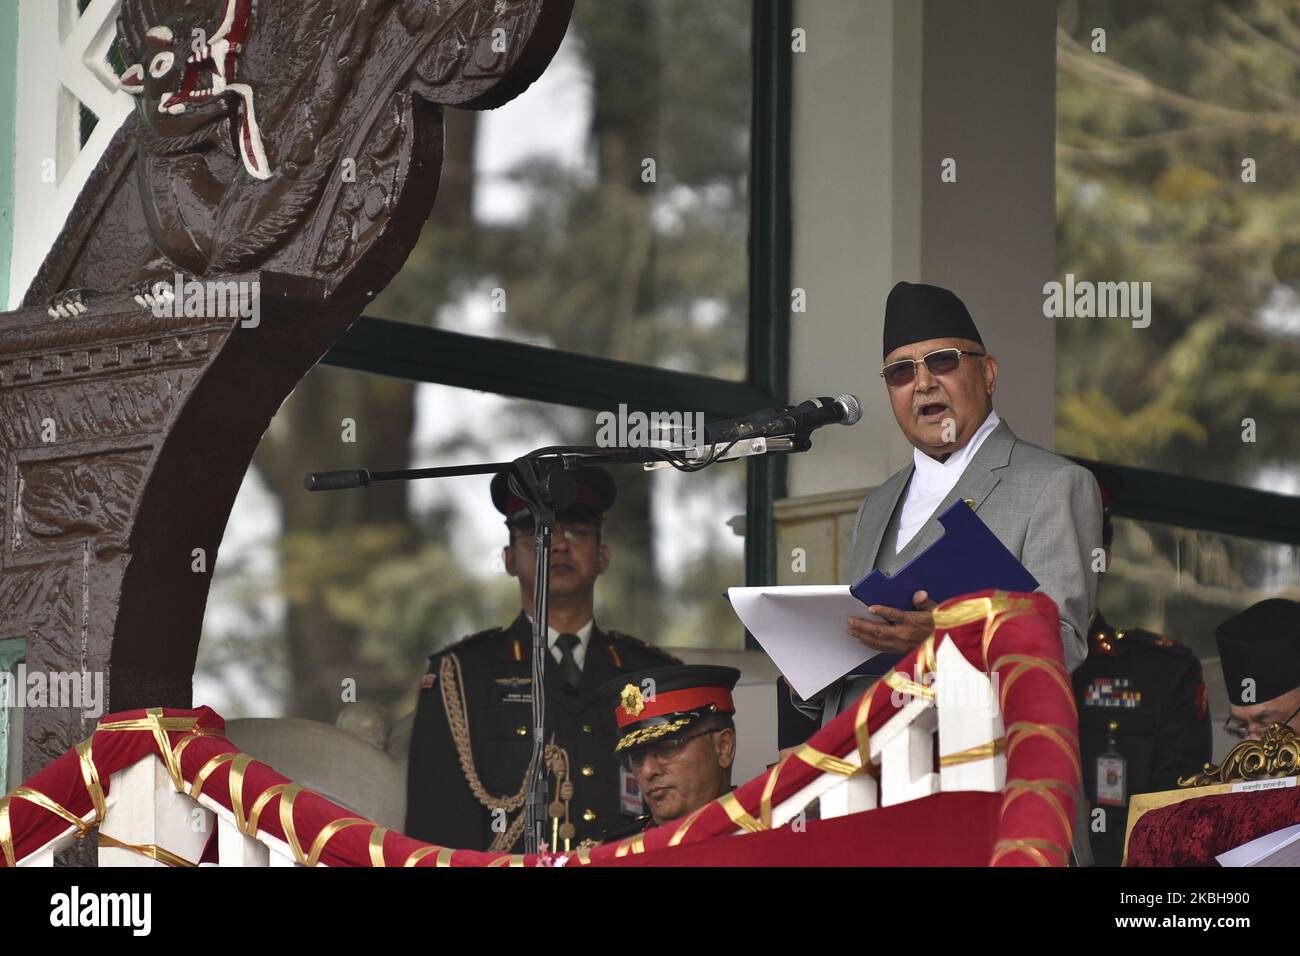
top-left (322, 0), bottom-right (793, 594)
top-left (1073, 458), bottom-right (1300, 547)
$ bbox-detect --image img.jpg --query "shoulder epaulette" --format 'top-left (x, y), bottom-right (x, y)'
top-left (428, 626), bottom-right (502, 661)
top-left (606, 630), bottom-right (680, 662)
top-left (1124, 628), bottom-right (1192, 655)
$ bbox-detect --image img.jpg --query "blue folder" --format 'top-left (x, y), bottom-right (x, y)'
top-left (844, 500), bottom-right (1039, 677)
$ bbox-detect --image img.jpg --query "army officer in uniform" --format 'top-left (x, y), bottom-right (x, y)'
top-left (404, 466), bottom-right (679, 852)
top-left (592, 664), bottom-right (741, 843)
top-left (1071, 482), bottom-right (1211, 866)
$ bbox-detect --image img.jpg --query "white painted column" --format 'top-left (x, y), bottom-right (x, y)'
top-left (871, 700), bottom-right (940, 806)
top-left (788, 0), bottom-right (923, 500)
top-left (98, 755), bottom-right (213, 867)
top-left (818, 773), bottom-right (879, 819)
top-left (785, 0), bottom-right (1059, 502)
top-left (217, 815), bottom-right (269, 867)
top-left (935, 637), bottom-right (1006, 792)
top-left (268, 846), bottom-right (304, 867)
top-left (919, 0), bottom-right (1058, 449)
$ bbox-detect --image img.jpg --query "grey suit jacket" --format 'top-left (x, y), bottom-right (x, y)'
top-left (843, 418), bottom-right (1101, 674)
top-left (806, 418), bottom-right (1102, 866)
top-left (794, 418), bottom-right (1101, 726)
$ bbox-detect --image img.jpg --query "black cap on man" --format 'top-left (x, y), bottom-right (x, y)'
top-left (882, 280), bottom-right (984, 361)
top-left (1216, 599), bottom-right (1300, 709)
top-left (491, 464), bottom-right (616, 530)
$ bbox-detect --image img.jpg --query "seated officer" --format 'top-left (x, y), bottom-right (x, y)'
top-left (1071, 479), bottom-right (1211, 866)
top-left (1216, 598), bottom-right (1300, 741)
top-left (593, 664), bottom-right (740, 842)
top-left (404, 465), bottom-right (679, 852)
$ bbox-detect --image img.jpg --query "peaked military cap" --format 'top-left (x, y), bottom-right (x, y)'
top-left (491, 465), bottom-right (616, 528)
top-left (599, 664), bottom-right (740, 753)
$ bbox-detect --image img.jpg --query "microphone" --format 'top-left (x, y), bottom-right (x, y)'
top-left (703, 394), bottom-right (862, 443)
top-left (303, 469), bottom-right (371, 491)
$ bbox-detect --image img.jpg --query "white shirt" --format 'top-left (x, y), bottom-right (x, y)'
top-left (895, 409), bottom-right (1001, 554)
top-left (526, 615), bottom-right (594, 669)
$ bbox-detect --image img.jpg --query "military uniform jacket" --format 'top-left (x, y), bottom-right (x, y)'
top-left (405, 613), bottom-right (679, 851)
top-left (1071, 611), bottom-right (1212, 866)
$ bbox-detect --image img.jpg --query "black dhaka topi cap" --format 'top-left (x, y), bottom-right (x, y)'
top-left (883, 281), bottom-right (984, 361)
top-left (1215, 598), bottom-right (1300, 707)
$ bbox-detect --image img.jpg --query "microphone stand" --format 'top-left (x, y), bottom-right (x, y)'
top-left (305, 434), bottom-right (806, 853)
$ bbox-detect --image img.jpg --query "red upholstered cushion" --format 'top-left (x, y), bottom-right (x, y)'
top-left (1126, 786), bottom-right (1300, 867)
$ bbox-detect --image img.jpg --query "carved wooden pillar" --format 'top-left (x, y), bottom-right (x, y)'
top-left (0, 0), bottom-right (574, 828)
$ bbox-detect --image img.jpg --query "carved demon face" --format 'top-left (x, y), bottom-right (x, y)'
top-left (118, 0), bottom-right (268, 180)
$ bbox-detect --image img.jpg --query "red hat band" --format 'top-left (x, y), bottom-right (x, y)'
top-left (617, 686), bottom-right (735, 729)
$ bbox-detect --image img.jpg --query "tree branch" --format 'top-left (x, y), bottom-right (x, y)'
top-left (1058, 27), bottom-right (1300, 131)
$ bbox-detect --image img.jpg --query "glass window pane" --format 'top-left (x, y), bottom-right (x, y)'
top-left (1055, 2), bottom-right (1300, 491)
top-left (197, 366), bottom-right (746, 722)
top-left (369, 0), bottom-right (753, 380)
top-left (1102, 515), bottom-right (1300, 764)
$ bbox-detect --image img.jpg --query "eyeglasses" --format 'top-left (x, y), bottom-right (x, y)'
top-left (512, 523), bottom-right (599, 545)
top-left (620, 727), bottom-right (722, 769)
top-left (880, 347), bottom-right (986, 388)
top-left (1223, 703), bottom-right (1300, 740)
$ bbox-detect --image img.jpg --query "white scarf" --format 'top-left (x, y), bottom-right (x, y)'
top-left (895, 409), bottom-right (1001, 553)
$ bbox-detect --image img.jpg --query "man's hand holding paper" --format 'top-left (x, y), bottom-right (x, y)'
top-left (754, 282), bottom-right (1101, 742)
top-left (848, 589), bottom-right (938, 654)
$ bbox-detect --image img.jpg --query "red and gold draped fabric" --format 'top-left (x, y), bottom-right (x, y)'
top-left (1, 589), bottom-right (1078, 867)
top-left (572, 588), bottom-right (1079, 867)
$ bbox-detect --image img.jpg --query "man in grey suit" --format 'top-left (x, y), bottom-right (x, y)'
top-left (799, 281), bottom-right (1102, 726)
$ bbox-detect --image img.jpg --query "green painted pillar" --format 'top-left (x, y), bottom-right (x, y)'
top-left (0, 638), bottom-right (25, 794)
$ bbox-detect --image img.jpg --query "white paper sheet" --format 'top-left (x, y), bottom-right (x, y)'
top-left (726, 585), bottom-right (885, 700)
top-left (1215, 821), bottom-right (1300, 867)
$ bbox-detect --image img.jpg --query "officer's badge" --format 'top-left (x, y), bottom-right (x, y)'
top-left (495, 676), bottom-right (533, 705)
top-left (620, 683), bottom-right (645, 717)
top-left (620, 765), bottom-right (644, 816)
top-left (1084, 676), bottom-right (1141, 709)
top-left (1096, 751), bottom-right (1127, 806)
